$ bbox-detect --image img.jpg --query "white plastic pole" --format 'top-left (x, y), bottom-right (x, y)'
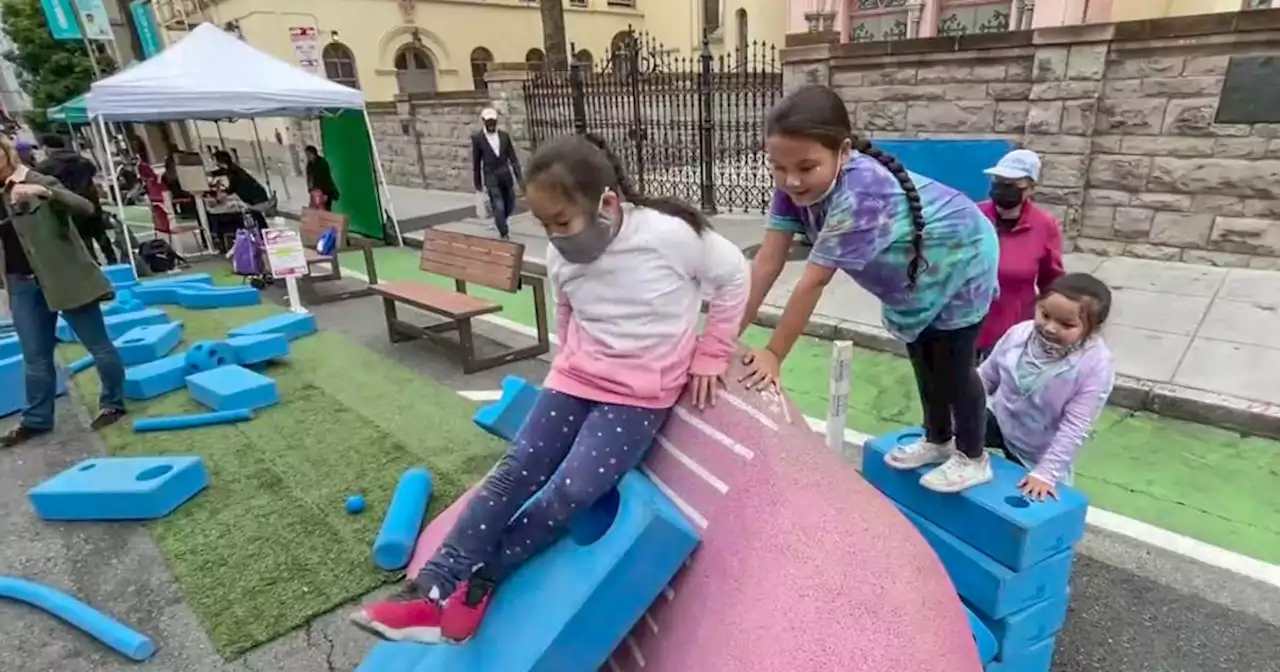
top-left (285, 275), bottom-right (304, 313)
top-left (825, 341), bottom-right (854, 454)
top-left (359, 107), bottom-right (404, 246)
top-left (93, 115), bottom-right (137, 270)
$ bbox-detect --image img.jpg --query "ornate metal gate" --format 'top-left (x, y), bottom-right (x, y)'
top-left (523, 30), bottom-right (782, 214)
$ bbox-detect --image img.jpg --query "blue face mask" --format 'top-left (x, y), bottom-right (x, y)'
top-left (549, 193), bottom-right (620, 264)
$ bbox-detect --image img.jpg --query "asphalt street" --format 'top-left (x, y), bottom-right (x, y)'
top-left (0, 292), bottom-right (1276, 671)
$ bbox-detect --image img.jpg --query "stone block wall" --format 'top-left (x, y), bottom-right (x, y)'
top-left (783, 10), bottom-right (1280, 268)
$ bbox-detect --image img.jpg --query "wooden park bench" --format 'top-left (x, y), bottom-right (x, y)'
top-left (298, 208), bottom-right (378, 304)
top-left (370, 229), bottom-right (551, 374)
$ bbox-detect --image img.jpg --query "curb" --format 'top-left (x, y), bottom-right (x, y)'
top-left (514, 254), bottom-right (1280, 441)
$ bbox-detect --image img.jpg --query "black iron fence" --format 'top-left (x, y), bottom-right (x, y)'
top-left (523, 30), bottom-right (782, 213)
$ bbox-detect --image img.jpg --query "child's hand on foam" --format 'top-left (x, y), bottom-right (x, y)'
top-left (1018, 474), bottom-right (1058, 502)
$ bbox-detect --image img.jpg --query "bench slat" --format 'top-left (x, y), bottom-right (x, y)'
top-left (419, 229), bottom-right (523, 293)
top-left (300, 208), bottom-right (349, 251)
top-left (373, 281), bottom-right (501, 320)
top-left (420, 252), bottom-right (521, 291)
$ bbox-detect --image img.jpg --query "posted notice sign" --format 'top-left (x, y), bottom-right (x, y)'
top-left (263, 229), bottom-right (309, 279)
top-left (290, 26), bottom-right (320, 75)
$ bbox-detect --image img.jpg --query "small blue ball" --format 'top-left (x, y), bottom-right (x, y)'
top-left (345, 494), bottom-right (366, 515)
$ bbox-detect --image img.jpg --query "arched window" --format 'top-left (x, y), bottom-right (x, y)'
top-left (937, 0), bottom-right (1011, 37)
top-left (703, 0), bottom-right (721, 37)
top-left (525, 48), bottom-right (546, 70)
top-left (574, 49), bottom-right (593, 66)
top-left (735, 8), bottom-right (748, 68)
top-left (394, 45), bottom-right (436, 94)
top-left (322, 42), bottom-right (360, 90)
top-left (470, 46), bottom-right (494, 91)
top-left (609, 30), bottom-right (633, 60)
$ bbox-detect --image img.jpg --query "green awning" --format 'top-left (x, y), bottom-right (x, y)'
top-left (47, 94), bottom-right (89, 124)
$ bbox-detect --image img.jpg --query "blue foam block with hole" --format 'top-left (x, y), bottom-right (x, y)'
top-left (985, 634), bottom-right (1057, 672)
top-left (57, 308), bottom-right (171, 343)
top-left (227, 312), bottom-right (317, 342)
top-left (399, 472), bottom-right (699, 672)
top-left (137, 272), bottom-right (214, 289)
top-left (966, 602), bottom-right (998, 665)
top-left (863, 427), bottom-right (1089, 571)
top-left (1, 355), bottom-right (67, 418)
top-left (969, 590), bottom-right (1071, 661)
top-left (896, 503), bottom-right (1074, 620)
top-left (174, 285), bottom-right (262, 309)
top-left (358, 643), bottom-right (433, 672)
top-left (0, 334), bottom-right (19, 360)
top-left (372, 468), bottom-right (433, 571)
top-left (27, 456), bottom-right (209, 521)
top-left (186, 365), bottom-right (279, 412)
top-left (226, 334), bottom-right (289, 366)
top-left (114, 322), bottom-right (184, 367)
top-left (473, 375), bottom-right (542, 442)
top-left (101, 264), bottom-right (138, 288)
top-left (124, 354), bottom-right (188, 400)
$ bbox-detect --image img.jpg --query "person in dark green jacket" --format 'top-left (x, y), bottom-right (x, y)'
top-left (0, 136), bottom-right (127, 448)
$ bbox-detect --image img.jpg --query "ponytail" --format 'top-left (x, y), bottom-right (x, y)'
top-left (582, 133), bottom-right (709, 234)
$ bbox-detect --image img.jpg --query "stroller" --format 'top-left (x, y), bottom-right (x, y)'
top-left (229, 208), bottom-right (275, 290)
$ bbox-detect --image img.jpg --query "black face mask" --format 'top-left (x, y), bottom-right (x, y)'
top-left (989, 182), bottom-right (1025, 210)
top-left (483, 121), bottom-right (498, 132)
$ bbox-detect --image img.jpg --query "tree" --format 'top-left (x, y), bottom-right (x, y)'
top-left (539, 0), bottom-right (568, 71)
top-left (1, 0), bottom-right (113, 131)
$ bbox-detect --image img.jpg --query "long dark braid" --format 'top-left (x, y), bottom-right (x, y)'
top-left (766, 85), bottom-right (929, 289)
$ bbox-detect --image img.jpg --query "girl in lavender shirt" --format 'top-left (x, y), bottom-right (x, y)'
top-left (980, 273), bottom-right (1116, 500)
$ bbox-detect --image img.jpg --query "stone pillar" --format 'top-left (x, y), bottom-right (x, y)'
top-left (906, 0), bottom-right (925, 39)
top-left (781, 43), bottom-right (834, 93)
top-left (485, 67), bottom-right (534, 164)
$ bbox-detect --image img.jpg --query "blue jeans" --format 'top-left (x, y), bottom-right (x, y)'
top-left (486, 180), bottom-right (517, 238)
top-left (6, 275), bottom-right (125, 430)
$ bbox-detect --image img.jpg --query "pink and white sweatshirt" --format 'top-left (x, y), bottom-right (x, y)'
top-left (544, 206), bottom-right (750, 409)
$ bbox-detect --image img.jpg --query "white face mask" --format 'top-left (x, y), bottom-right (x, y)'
top-left (791, 150), bottom-right (850, 208)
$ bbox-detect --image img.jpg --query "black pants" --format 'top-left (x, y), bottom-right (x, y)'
top-left (77, 217), bottom-right (118, 265)
top-left (982, 409), bottom-right (1023, 466)
top-left (906, 322), bottom-right (986, 459)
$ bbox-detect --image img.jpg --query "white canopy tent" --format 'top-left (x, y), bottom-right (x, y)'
top-left (86, 22), bottom-right (403, 269)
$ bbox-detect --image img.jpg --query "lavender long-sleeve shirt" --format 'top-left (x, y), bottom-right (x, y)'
top-left (979, 320), bottom-right (1115, 485)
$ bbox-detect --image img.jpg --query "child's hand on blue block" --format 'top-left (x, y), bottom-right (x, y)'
top-left (1017, 474), bottom-right (1057, 502)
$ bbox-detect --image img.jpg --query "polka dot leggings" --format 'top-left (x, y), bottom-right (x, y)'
top-left (414, 389), bottom-right (669, 599)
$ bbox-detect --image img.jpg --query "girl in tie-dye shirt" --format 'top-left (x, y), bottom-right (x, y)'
top-left (740, 85), bottom-right (1000, 493)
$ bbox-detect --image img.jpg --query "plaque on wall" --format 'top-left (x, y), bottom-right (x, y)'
top-left (1216, 55), bottom-right (1280, 125)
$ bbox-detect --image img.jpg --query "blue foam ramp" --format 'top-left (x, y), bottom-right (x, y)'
top-left (863, 427), bottom-right (1088, 571)
top-left (124, 354), bottom-right (188, 400)
top-left (133, 409), bottom-right (254, 433)
top-left (474, 375), bottom-right (542, 442)
top-left (226, 334), bottom-right (289, 366)
top-left (0, 334), bottom-right (19, 360)
top-left (114, 322), bottom-right (184, 366)
top-left (186, 365), bottom-right (279, 412)
top-left (137, 272), bottom-right (213, 288)
top-left (101, 264), bottom-right (138, 288)
top-left (0, 577), bottom-right (156, 661)
top-left (357, 642), bottom-right (433, 672)
top-left (373, 468), bottom-right (434, 571)
top-left (28, 456), bottom-right (209, 521)
top-left (896, 504), bottom-right (1073, 620)
top-left (403, 472), bottom-right (700, 672)
top-left (969, 590), bottom-right (1070, 660)
top-left (965, 602), bottom-right (998, 665)
top-left (175, 286), bottom-right (261, 309)
top-left (228, 312), bottom-right (317, 342)
top-left (986, 634), bottom-right (1057, 672)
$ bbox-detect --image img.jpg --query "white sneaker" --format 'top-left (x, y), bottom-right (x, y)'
top-left (919, 453), bottom-right (993, 493)
top-left (884, 438), bottom-right (955, 470)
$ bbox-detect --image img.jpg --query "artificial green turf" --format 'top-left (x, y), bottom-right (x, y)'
top-left (57, 298), bottom-right (504, 658)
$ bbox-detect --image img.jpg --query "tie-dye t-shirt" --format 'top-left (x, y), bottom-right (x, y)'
top-left (768, 153), bottom-right (999, 343)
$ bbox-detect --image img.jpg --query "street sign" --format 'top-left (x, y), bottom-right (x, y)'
top-left (39, 0), bottom-right (80, 41)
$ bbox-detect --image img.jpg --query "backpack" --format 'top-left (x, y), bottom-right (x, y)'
top-left (231, 229), bottom-right (263, 276)
top-left (137, 239), bottom-right (185, 273)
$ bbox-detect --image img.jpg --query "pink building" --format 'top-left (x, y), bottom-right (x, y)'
top-left (787, 0), bottom-right (1121, 42)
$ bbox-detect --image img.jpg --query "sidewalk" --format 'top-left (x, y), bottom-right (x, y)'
top-left (264, 172), bottom-right (478, 233)
top-left (415, 212), bottom-right (1280, 439)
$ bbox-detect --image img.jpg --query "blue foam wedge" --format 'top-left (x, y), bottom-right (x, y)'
top-left (226, 334), bottom-right (289, 366)
top-left (401, 472), bottom-right (700, 672)
top-left (175, 285), bottom-right (262, 309)
top-left (473, 375), bottom-right (542, 443)
top-left (968, 591), bottom-right (1071, 661)
top-left (863, 427), bottom-right (1088, 571)
top-left (895, 504), bottom-right (1073, 620)
top-left (100, 264), bottom-right (138, 289)
top-left (133, 410), bottom-right (254, 433)
top-left (123, 354), bottom-right (188, 400)
top-left (965, 602), bottom-right (998, 665)
top-left (114, 322), bottom-right (184, 366)
top-left (0, 576), bottom-right (156, 661)
top-left (372, 468), bottom-right (434, 571)
top-left (28, 456), bottom-right (209, 521)
top-left (227, 312), bottom-right (317, 342)
top-left (186, 365), bottom-right (280, 412)
top-left (986, 633), bottom-right (1057, 672)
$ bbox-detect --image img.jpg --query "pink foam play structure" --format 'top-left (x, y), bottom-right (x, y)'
top-left (407, 354), bottom-right (980, 671)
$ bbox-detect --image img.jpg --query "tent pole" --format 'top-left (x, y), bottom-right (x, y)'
top-left (360, 107), bottom-right (403, 246)
top-left (250, 119), bottom-right (273, 196)
top-left (95, 115), bottom-right (137, 271)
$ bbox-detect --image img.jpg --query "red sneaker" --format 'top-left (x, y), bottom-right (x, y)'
top-left (349, 585), bottom-right (444, 644)
top-left (441, 578), bottom-right (496, 643)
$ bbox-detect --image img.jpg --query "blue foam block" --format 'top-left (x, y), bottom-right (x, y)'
top-left (133, 409), bottom-right (254, 433)
top-left (872, 139), bottom-right (1016, 205)
top-left (473, 375), bottom-right (542, 443)
top-left (101, 264), bottom-right (138, 288)
top-left (225, 334), bottom-right (289, 366)
top-left (27, 456), bottom-right (209, 521)
top-left (124, 354), bottom-right (188, 400)
top-left (132, 285), bottom-right (179, 306)
top-left (372, 468), bottom-right (434, 571)
top-left (401, 472), bottom-right (700, 672)
top-left (966, 602), bottom-right (998, 665)
top-left (0, 334), bottom-right (19, 360)
top-left (1, 355), bottom-right (68, 418)
top-left (186, 365), bottom-right (279, 412)
top-left (986, 634), bottom-right (1057, 672)
top-left (358, 642), bottom-right (433, 672)
top-left (114, 322), bottom-right (184, 367)
top-left (137, 272), bottom-right (213, 288)
top-left (863, 427), bottom-right (1089, 571)
top-left (969, 591), bottom-right (1071, 660)
top-left (183, 340), bottom-right (235, 375)
top-left (227, 312), bottom-right (317, 342)
top-left (175, 286), bottom-right (262, 309)
top-left (57, 308), bottom-right (171, 343)
top-left (101, 299), bottom-right (144, 317)
top-left (896, 504), bottom-right (1073, 620)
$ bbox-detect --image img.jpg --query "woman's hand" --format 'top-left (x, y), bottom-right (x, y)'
top-left (1018, 475), bottom-right (1058, 502)
top-left (740, 348), bottom-right (781, 391)
top-left (689, 374), bottom-right (720, 410)
top-left (9, 183), bottom-right (50, 203)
